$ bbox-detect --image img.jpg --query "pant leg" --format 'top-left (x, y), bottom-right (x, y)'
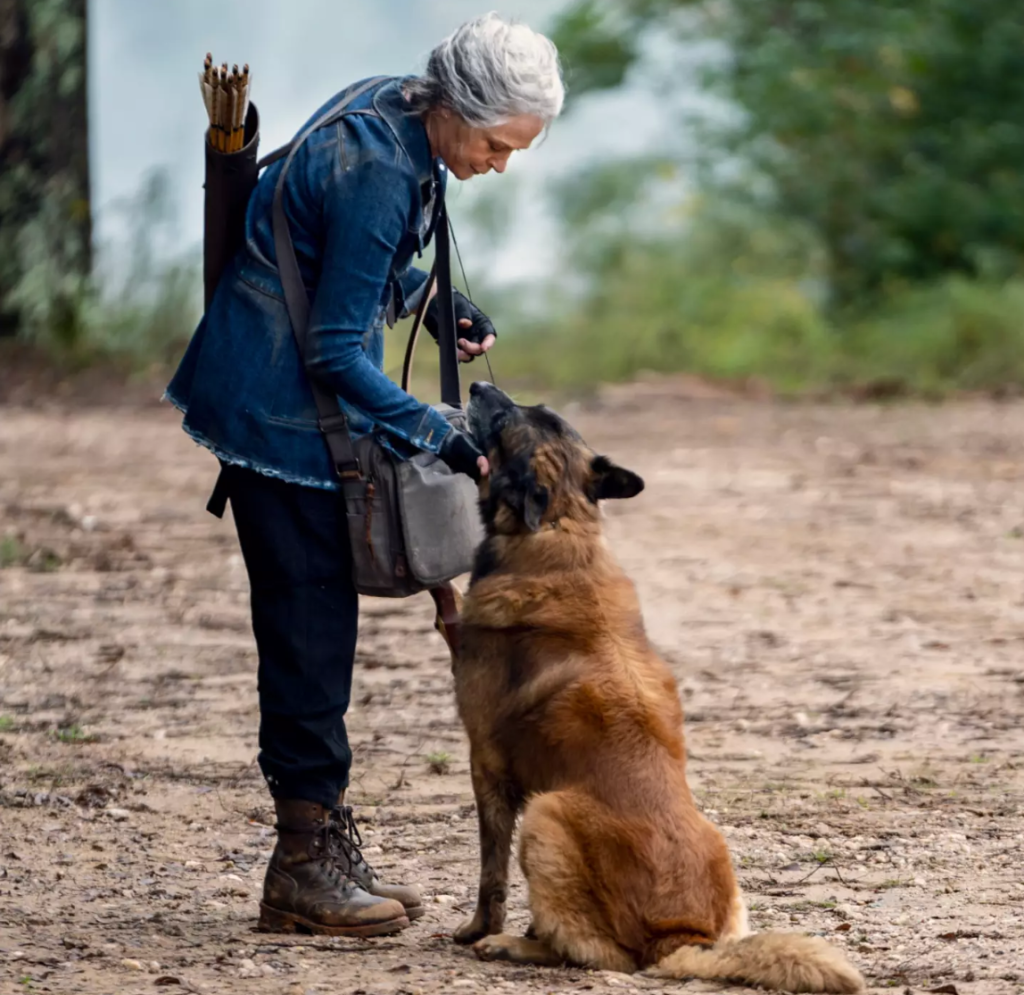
top-left (224, 464), bottom-right (357, 807)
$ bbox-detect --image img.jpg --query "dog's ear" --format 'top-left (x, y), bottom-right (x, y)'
top-left (508, 471), bottom-right (549, 531)
top-left (588, 455), bottom-right (644, 502)
top-left (521, 480), bottom-right (550, 531)
top-left (493, 455), bottom-right (550, 531)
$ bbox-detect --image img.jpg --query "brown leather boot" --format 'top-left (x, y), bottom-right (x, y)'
top-left (332, 792), bottom-right (425, 920)
top-left (258, 799), bottom-right (410, 937)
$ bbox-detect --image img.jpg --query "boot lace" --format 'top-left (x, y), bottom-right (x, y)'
top-left (327, 804), bottom-right (374, 881)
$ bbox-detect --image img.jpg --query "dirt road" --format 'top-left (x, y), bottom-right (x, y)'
top-left (2, 382), bottom-right (1023, 995)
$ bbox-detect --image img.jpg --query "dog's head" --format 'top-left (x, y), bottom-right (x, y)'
top-left (466, 381), bottom-right (644, 535)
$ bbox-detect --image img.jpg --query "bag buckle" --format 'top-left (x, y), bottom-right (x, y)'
top-left (335, 460), bottom-right (362, 481)
top-left (319, 413), bottom-right (349, 435)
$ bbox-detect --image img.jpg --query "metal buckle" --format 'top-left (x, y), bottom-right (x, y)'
top-left (319, 414), bottom-right (349, 435)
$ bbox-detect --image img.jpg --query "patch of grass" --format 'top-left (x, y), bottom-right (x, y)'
top-left (877, 877), bottom-right (912, 890)
top-left (426, 751), bottom-right (452, 775)
top-left (969, 754), bottom-right (990, 764)
top-left (54, 724), bottom-right (97, 745)
top-left (27, 547), bottom-right (62, 573)
top-left (1, 535), bottom-right (25, 568)
top-left (812, 849), bottom-right (834, 864)
top-left (0, 715), bottom-right (15, 732)
top-left (482, 232), bottom-right (1024, 400)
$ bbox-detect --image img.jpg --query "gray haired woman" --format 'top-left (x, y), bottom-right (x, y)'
top-left (165, 13), bottom-right (564, 937)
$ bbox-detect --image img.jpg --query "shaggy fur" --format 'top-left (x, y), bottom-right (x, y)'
top-left (448, 383), bottom-right (865, 993)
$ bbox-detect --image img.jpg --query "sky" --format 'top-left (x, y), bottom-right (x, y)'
top-left (87, 0), bottom-right (674, 286)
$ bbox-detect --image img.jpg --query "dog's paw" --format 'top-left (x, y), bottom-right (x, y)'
top-left (453, 915), bottom-right (490, 945)
top-left (474, 934), bottom-right (565, 967)
top-left (473, 934), bottom-right (515, 961)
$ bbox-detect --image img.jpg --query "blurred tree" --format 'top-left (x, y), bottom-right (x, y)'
top-left (0, 0), bottom-right (91, 341)
top-left (551, 0), bottom-right (1024, 306)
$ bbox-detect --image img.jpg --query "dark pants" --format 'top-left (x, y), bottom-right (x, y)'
top-left (220, 464), bottom-right (357, 808)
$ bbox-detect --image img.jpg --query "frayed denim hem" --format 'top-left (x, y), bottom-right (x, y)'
top-left (162, 392), bottom-right (339, 493)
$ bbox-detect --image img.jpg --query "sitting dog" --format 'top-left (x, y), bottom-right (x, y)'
top-left (449, 381), bottom-right (864, 993)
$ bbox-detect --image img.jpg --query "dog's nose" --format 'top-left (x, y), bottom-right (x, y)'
top-left (469, 381), bottom-right (486, 397)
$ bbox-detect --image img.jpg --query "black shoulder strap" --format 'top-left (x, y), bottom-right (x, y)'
top-left (432, 201), bottom-right (461, 407)
top-left (269, 77), bottom-right (461, 479)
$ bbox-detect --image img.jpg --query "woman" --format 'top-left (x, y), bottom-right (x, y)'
top-left (165, 14), bottom-right (564, 937)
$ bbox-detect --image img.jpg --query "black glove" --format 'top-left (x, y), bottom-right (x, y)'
top-left (438, 428), bottom-right (485, 481)
top-left (424, 289), bottom-right (496, 358)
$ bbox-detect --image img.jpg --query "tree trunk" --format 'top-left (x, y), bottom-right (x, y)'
top-left (0, 0), bottom-right (91, 340)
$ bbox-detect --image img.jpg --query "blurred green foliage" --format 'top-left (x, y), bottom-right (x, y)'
top-left (0, 0), bottom-right (92, 342)
top-left (550, 0), bottom-right (1024, 307)
top-left (469, 0), bottom-right (1024, 397)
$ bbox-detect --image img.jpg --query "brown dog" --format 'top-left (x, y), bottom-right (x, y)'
top-left (448, 382), bottom-right (864, 993)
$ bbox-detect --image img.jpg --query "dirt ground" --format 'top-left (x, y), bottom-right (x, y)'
top-left (2, 380), bottom-right (1023, 995)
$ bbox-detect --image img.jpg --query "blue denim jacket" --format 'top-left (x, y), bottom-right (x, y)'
top-left (165, 76), bottom-right (452, 490)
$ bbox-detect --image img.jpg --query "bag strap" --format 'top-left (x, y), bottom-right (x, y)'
top-left (401, 202), bottom-right (462, 405)
top-left (433, 202), bottom-right (462, 408)
top-left (270, 77), bottom-right (462, 479)
top-left (402, 262), bottom-right (436, 393)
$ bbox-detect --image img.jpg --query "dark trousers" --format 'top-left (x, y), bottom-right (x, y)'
top-left (220, 464), bottom-right (357, 808)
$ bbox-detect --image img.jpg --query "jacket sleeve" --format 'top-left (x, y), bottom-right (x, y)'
top-left (303, 154), bottom-right (451, 454)
top-left (397, 265), bottom-right (432, 318)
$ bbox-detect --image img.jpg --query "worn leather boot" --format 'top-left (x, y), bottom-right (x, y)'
top-left (258, 799), bottom-right (410, 936)
top-left (332, 792), bottom-right (425, 920)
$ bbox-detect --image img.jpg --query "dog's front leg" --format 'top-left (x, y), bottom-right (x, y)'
top-left (453, 752), bottom-right (518, 945)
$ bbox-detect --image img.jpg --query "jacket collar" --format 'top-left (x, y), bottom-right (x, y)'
top-left (373, 76), bottom-right (437, 187)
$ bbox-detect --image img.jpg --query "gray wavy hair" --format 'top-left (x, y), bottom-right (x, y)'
top-left (406, 12), bottom-right (565, 128)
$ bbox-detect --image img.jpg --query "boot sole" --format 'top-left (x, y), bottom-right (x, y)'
top-left (257, 902), bottom-right (410, 937)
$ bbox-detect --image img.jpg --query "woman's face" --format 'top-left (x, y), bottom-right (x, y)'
top-left (429, 111), bottom-right (545, 180)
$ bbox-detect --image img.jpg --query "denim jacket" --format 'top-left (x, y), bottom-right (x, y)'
top-left (165, 76), bottom-right (452, 491)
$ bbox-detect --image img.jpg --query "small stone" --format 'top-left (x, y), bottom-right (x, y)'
top-left (602, 972), bottom-right (634, 986)
top-left (238, 959), bottom-right (255, 971)
top-left (433, 894), bottom-right (456, 904)
top-left (149, 961), bottom-right (161, 972)
top-left (106, 808), bottom-right (131, 821)
top-left (260, 963), bottom-right (275, 976)
top-left (121, 958), bottom-right (144, 970)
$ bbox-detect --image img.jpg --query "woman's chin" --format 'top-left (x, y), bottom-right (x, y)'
top-left (447, 160), bottom-right (479, 181)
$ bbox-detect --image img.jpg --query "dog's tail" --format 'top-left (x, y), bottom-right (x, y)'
top-left (649, 931), bottom-right (864, 993)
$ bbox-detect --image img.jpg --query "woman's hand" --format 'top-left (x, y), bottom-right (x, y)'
top-left (457, 326), bottom-right (496, 363)
top-left (425, 289), bottom-right (497, 363)
top-left (437, 428), bottom-right (490, 480)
